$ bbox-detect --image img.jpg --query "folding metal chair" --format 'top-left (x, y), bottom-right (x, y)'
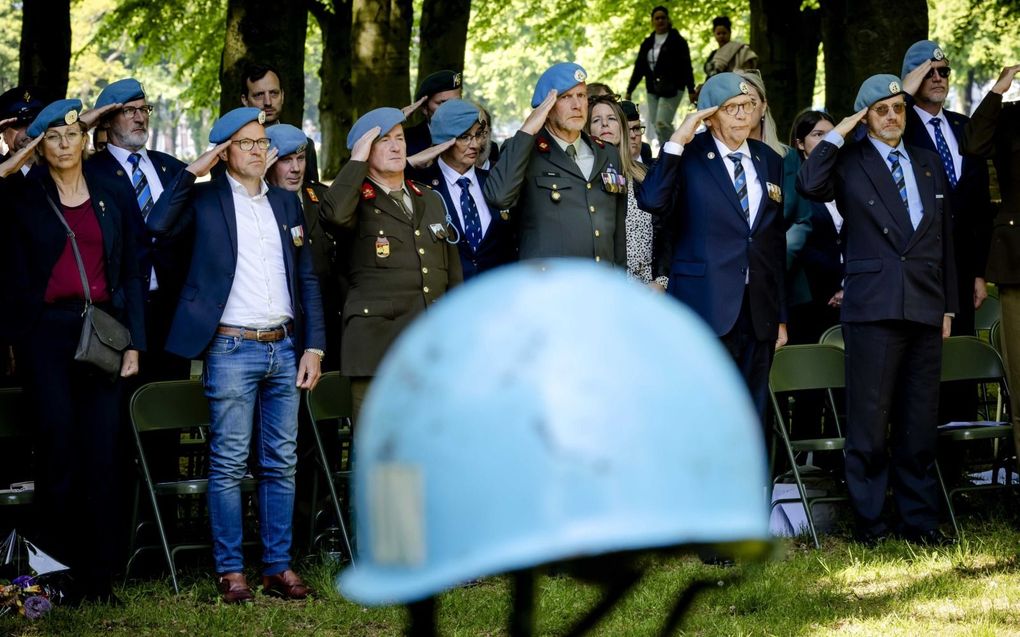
top-left (818, 324), bottom-right (844, 349)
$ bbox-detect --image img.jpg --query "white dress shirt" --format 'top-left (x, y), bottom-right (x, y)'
top-left (549, 131), bottom-right (595, 180)
top-left (913, 105), bottom-right (962, 179)
top-left (438, 158), bottom-right (491, 235)
top-left (108, 144), bottom-right (166, 291)
top-left (219, 173), bottom-right (293, 328)
top-left (712, 136), bottom-right (763, 228)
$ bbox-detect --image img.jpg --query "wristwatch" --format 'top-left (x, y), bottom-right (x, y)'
top-left (305, 348), bottom-right (325, 360)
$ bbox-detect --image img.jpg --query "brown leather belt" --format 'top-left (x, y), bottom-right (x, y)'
top-left (216, 322), bottom-right (294, 342)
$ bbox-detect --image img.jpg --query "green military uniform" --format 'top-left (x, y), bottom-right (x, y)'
top-left (300, 180), bottom-right (346, 371)
top-left (319, 160), bottom-right (463, 380)
top-left (482, 127), bottom-right (627, 265)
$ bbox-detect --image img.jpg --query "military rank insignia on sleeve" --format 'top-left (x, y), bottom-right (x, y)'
top-left (305, 187), bottom-right (319, 203)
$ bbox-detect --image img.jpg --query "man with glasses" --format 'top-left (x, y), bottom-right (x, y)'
top-left (638, 72), bottom-right (787, 426)
top-left (797, 74), bottom-right (958, 546)
top-left (147, 107), bottom-right (325, 603)
top-left (621, 100), bottom-right (653, 165)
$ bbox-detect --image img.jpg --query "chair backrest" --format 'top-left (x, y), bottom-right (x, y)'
top-left (941, 336), bottom-right (1006, 385)
top-left (0, 388), bottom-right (28, 441)
top-left (770, 344), bottom-right (846, 394)
top-left (989, 320), bottom-right (1002, 358)
top-left (974, 295), bottom-right (1001, 334)
top-left (130, 380), bottom-right (211, 433)
top-left (818, 325), bottom-right (844, 349)
top-left (306, 372), bottom-right (353, 422)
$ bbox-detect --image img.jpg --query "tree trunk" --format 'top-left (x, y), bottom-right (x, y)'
top-left (750, 0), bottom-right (821, 144)
top-left (219, 0), bottom-right (308, 124)
top-left (351, 0), bottom-right (413, 116)
top-left (417, 0), bottom-right (471, 82)
top-left (820, 0), bottom-right (928, 120)
top-left (19, 0), bottom-right (70, 102)
top-left (312, 0), bottom-right (354, 180)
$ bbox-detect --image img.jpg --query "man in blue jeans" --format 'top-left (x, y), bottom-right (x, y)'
top-left (147, 107), bottom-right (325, 603)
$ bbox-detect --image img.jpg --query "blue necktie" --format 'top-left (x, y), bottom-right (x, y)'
top-left (728, 153), bottom-right (749, 223)
top-left (929, 117), bottom-right (958, 189)
top-left (456, 177), bottom-right (483, 251)
top-left (127, 153), bottom-right (153, 219)
top-left (887, 150), bottom-right (920, 229)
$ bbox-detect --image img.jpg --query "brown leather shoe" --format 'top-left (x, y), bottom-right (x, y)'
top-left (217, 572), bottom-right (254, 604)
top-left (262, 569), bottom-right (312, 600)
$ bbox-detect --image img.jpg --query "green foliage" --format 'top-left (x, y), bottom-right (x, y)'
top-left (929, 0), bottom-right (1020, 105)
top-left (0, 1), bottom-right (21, 93)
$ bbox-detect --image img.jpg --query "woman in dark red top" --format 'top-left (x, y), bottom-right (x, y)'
top-left (0, 99), bottom-right (145, 605)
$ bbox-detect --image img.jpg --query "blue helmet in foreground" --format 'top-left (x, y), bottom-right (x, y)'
top-left (339, 260), bottom-right (770, 608)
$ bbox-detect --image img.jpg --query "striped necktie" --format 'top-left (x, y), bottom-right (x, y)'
top-left (929, 117), bottom-right (958, 189)
top-left (886, 150), bottom-right (909, 212)
top-left (728, 153), bottom-right (749, 223)
top-left (456, 177), bottom-right (483, 251)
top-left (127, 153), bottom-right (153, 219)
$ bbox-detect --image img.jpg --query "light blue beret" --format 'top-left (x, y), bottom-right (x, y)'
top-left (854, 74), bottom-right (905, 112)
top-left (901, 40), bottom-right (948, 78)
top-left (346, 107), bottom-right (406, 150)
top-left (27, 99), bottom-right (83, 137)
top-left (531, 62), bottom-right (587, 107)
top-left (429, 99), bottom-right (481, 144)
top-left (95, 78), bottom-right (145, 110)
top-left (266, 124), bottom-right (307, 157)
top-left (696, 72), bottom-right (751, 110)
top-left (209, 107), bottom-right (265, 144)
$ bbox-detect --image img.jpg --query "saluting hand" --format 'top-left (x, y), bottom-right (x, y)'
top-left (901, 60), bottom-right (933, 97)
top-left (0, 134), bottom-right (43, 178)
top-left (991, 64), bottom-right (1020, 94)
top-left (79, 102), bottom-right (123, 129)
top-left (401, 96), bottom-right (428, 118)
top-left (407, 137), bottom-right (456, 168)
top-left (833, 108), bottom-right (868, 139)
top-left (350, 126), bottom-right (381, 162)
top-left (669, 106), bottom-right (718, 147)
top-left (520, 90), bottom-right (557, 136)
top-left (185, 141), bottom-right (231, 178)
top-left (263, 147), bottom-right (280, 177)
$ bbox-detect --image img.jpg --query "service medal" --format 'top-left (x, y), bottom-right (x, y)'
top-left (375, 236), bottom-right (390, 258)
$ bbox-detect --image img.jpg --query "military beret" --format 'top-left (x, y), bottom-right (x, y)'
top-left (901, 40), bottom-right (948, 78)
top-left (429, 99), bottom-right (481, 144)
top-left (209, 107), bottom-right (266, 144)
top-left (0, 86), bottom-right (44, 130)
top-left (415, 70), bottom-right (463, 101)
top-left (27, 99), bottom-right (83, 138)
top-left (346, 107), bottom-right (406, 150)
top-left (854, 74), bottom-right (905, 112)
top-left (696, 72), bottom-right (751, 110)
top-left (95, 78), bottom-right (145, 110)
top-left (531, 62), bottom-right (587, 107)
top-left (620, 100), bottom-right (641, 121)
top-left (266, 124), bottom-right (307, 157)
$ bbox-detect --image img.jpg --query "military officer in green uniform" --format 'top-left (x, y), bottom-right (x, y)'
top-left (483, 62), bottom-right (627, 265)
top-left (319, 108), bottom-right (463, 419)
top-left (265, 124), bottom-right (345, 371)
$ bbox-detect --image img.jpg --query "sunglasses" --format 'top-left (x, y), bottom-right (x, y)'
top-left (925, 66), bottom-right (951, 80)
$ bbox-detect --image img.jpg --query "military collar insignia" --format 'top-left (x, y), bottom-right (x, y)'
top-left (257, 111), bottom-right (266, 124)
top-left (536, 136), bottom-right (551, 153)
top-left (361, 181), bottom-right (376, 200)
top-left (453, 72), bottom-right (463, 88)
top-left (305, 186), bottom-right (319, 203)
top-left (22, 91), bottom-right (30, 102)
top-left (933, 47), bottom-right (945, 61)
top-left (591, 136), bottom-right (606, 148)
top-left (406, 179), bottom-right (423, 196)
top-left (739, 82), bottom-right (750, 95)
top-left (64, 110), bottom-right (78, 125)
top-left (889, 81), bottom-right (901, 94)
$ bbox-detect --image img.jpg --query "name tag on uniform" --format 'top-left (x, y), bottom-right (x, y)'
top-left (600, 164), bottom-right (627, 194)
top-left (766, 182), bottom-right (782, 203)
top-left (290, 225), bottom-right (305, 246)
top-left (935, 194), bottom-right (944, 200)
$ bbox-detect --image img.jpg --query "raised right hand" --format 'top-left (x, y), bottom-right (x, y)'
top-left (350, 127), bottom-right (382, 162)
top-left (991, 64), bottom-right (1020, 95)
top-left (520, 90), bottom-right (557, 136)
top-left (901, 60), bottom-right (932, 97)
top-left (401, 96), bottom-right (428, 118)
top-left (669, 106), bottom-right (718, 146)
top-left (185, 141), bottom-right (231, 177)
top-left (833, 107), bottom-right (868, 139)
top-left (0, 134), bottom-right (42, 178)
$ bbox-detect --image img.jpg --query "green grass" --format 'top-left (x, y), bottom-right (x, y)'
top-left (5, 519), bottom-right (1020, 636)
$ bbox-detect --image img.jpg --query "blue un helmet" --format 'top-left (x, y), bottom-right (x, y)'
top-left (339, 260), bottom-right (770, 634)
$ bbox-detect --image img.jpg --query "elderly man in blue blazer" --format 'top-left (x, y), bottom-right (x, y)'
top-left (147, 107), bottom-right (326, 603)
top-left (638, 72), bottom-right (787, 425)
top-left (798, 75), bottom-right (958, 546)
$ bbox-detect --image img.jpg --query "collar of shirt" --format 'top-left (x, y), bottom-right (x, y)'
top-left (712, 136), bottom-right (752, 163)
top-left (548, 130), bottom-right (593, 160)
top-left (226, 171), bottom-right (269, 200)
top-left (107, 143), bottom-right (149, 169)
top-left (438, 157), bottom-right (478, 190)
top-left (867, 135), bottom-right (911, 167)
top-left (913, 104), bottom-right (946, 129)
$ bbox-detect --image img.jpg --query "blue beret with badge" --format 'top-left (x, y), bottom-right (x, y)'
top-left (266, 123), bottom-right (307, 157)
top-left (27, 99), bottom-right (83, 138)
top-left (346, 107), bottom-right (406, 150)
top-left (696, 72), bottom-right (750, 110)
top-left (854, 74), bottom-right (905, 112)
top-left (95, 78), bottom-right (145, 110)
top-left (901, 40), bottom-right (947, 78)
top-left (429, 99), bottom-right (481, 145)
top-left (209, 107), bottom-right (266, 144)
top-left (0, 86), bottom-right (44, 130)
top-left (531, 62), bottom-right (587, 107)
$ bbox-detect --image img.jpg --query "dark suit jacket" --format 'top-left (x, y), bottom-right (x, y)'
top-left (800, 201), bottom-right (845, 304)
top-left (145, 172), bottom-right (325, 359)
top-left (406, 162), bottom-right (517, 279)
top-left (626, 28), bottom-right (696, 98)
top-left (637, 131), bottom-right (787, 341)
top-left (797, 136), bottom-right (959, 326)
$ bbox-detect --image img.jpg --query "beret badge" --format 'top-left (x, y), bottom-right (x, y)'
top-left (574, 69), bottom-right (586, 82)
top-left (739, 82), bottom-right (750, 95)
top-left (23, 90), bottom-right (30, 102)
top-left (64, 109), bottom-right (78, 125)
top-left (453, 72), bottom-right (462, 87)
top-left (888, 81), bottom-right (901, 94)
top-left (257, 111), bottom-right (266, 124)
top-left (933, 47), bottom-right (945, 61)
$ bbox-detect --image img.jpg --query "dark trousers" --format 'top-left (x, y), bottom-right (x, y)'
top-left (21, 304), bottom-right (123, 594)
top-left (719, 290), bottom-right (775, 428)
top-left (843, 320), bottom-right (943, 534)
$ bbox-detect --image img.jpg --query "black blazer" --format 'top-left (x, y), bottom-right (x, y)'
top-left (1, 165), bottom-right (146, 350)
top-left (800, 201), bottom-right (845, 304)
top-left (626, 28), bottom-right (695, 98)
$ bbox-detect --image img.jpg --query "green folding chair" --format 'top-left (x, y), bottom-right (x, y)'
top-left (818, 324), bottom-right (844, 349)
top-left (990, 319), bottom-right (1002, 359)
top-left (975, 295), bottom-right (1001, 338)
top-left (0, 388), bottom-right (33, 509)
top-left (769, 344), bottom-right (848, 548)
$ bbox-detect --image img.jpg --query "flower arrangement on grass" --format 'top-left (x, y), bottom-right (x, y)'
top-left (0, 575), bottom-right (53, 620)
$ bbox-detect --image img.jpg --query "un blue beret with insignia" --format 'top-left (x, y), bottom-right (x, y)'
top-left (95, 78), bottom-right (145, 110)
top-left (346, 107), bottom-right (406, 150)
top-left (696, 72), bottom-right (750, 110)
top-left (415, 70), bottom-right (463, 101)
top-left (854, 74), bottom-right (905, 112)
top-left (266, 124), bottom-right (307, 157)
top-left (901, 40), bottom-right (947, 78)
top-left (27, 99), bottom-right (83, 138)
top-left (0, 86), bottom-right (44, 130)
top-left (209, 107), bottom-right (265, 144)
top-left (531, 62), bottom-right (587, 107)
top-left (429, 99), bottom-right (481, 145)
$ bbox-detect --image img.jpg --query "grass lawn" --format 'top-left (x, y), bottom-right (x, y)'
top-left (4, 515), bottom-right (1020, 636)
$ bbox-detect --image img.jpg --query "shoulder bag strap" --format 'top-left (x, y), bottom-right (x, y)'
top-left (41, 188), bottom-right (93, 308)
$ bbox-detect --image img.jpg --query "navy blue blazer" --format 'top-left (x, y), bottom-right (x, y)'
top-left (146, 171), bottom-right (326, 360)
top-left (406, 162), bottom-right (517, 279)
top-left (800, 200), bottom-right (845, 304)
top-left (797, 137), bottom-right (959, 327)
top-left (637, 131), bottom-right (787, 341)
top-left (86, 148), bottom-right (192, 296)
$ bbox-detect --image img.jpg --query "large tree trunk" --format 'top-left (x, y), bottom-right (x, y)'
top-left (351, 0), bottom-right (413, 116)
top-left (219, 0), bottom-right (308, 123)
top-left (750, 0), bottom-right (821, 143)
top-left (417, 0), bottom-right (470, 82)
top-left (820, 0), bottom-right (928, 120)
top-left (19, 0), bottom-right (70, 102)
top-left (312, 0), bottom-right (354, 180)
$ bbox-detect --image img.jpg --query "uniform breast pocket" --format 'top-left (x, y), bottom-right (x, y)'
top-left (361, 228), bottom-right (406, 268)
top-left (535, 177), bottom-right (571, 204)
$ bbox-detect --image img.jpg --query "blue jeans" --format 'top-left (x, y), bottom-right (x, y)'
top-left (204, 333), bottom-right (299, 576)
top-left (646, 92), bottom-right (683, 146)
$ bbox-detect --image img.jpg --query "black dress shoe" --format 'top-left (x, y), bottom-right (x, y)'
top-left (852, 529), bottom-right (891, 547)
top-left (902, 528), bottom-right (956, 547)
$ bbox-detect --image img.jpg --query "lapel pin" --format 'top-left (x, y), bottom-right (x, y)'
top-left (116, 170), bottom-right (124, 177)
top-left (707, 152), bottom-right (715, 160)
